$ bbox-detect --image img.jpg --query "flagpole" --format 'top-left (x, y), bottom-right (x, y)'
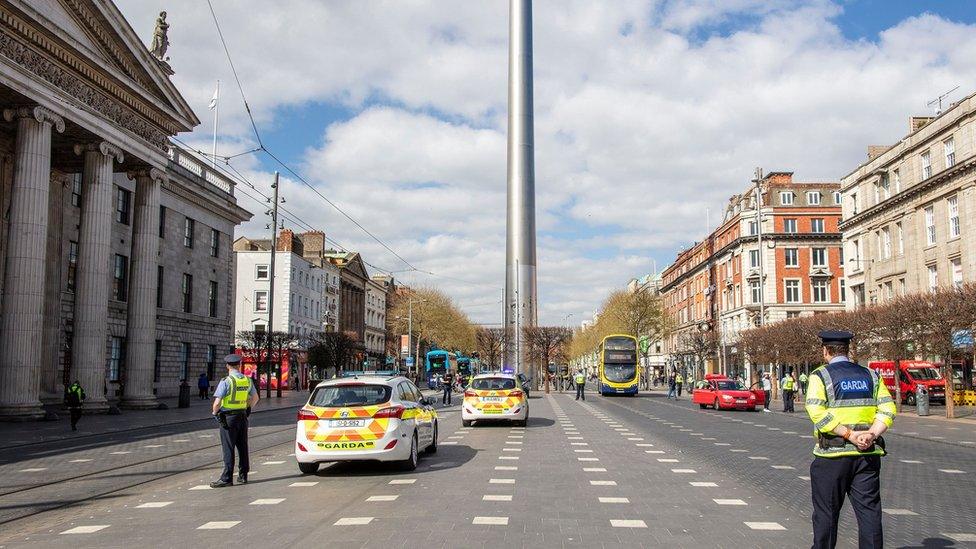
top-left (211, 79), bottom-right (220, 169)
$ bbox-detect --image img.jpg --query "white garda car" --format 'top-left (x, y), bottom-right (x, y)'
top-left (461, 373), bottom-right (529, 427)
top-left (295, 375), bottom-right (438, 474)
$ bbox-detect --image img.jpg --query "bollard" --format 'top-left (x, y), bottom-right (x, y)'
top-left (915, 385), bottom-right (930, 417)
top-left (178, 379), bottom-right (190, 408)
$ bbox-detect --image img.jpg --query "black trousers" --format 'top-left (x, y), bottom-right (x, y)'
top-left (69, 407), bottom-right (82, 430)
top-left (575, 384), bottom-right (584, 400)
top-left (810, 455), bottom-right (883, 549)
top-left (219, 412), bottom-right (250, 483)
top-left (199, 387), bottom-right (208, 399)
top-left (676, 383), bottom-right (682, 397)
top-left (442, 385), bottom-right (452, 405)
top-left (784, 390), bottom-right (795, 412)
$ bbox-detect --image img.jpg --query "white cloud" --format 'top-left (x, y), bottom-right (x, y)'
top-left (117, 1), bottom-right (976, 325)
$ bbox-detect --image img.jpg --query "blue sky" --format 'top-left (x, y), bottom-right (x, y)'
top-left (120, 0), bottom-right (976, 324)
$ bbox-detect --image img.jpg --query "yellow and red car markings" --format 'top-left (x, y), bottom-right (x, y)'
top-left (301, 405), bottom-right (390, 442)
top-left (464, 389), bottom-right (523, 412)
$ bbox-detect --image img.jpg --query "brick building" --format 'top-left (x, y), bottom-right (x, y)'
top-left (660, 172), bottom-right (845, 382)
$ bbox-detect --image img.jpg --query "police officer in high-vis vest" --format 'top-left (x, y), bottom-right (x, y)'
top-left (210, 354), bottom-right (259, 488)
top-left (574, 369), bottom-right (586, 401)
top-left (805, 331), bottom-right (896, 549)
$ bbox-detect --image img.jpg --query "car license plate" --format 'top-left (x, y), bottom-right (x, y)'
top-left (736, 399), bottom-right (747, 404)
top-left (482, 396), bottom-right (503, 402)
top-left (330, 419), bottom-right (365, 428)
top-left (483, 409), bottom-right (502, 414)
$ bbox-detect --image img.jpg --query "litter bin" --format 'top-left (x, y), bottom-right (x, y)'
top-left (178, 379), bottom-right (190, 408)
top-left (915, 385), bottom-right (930, 416)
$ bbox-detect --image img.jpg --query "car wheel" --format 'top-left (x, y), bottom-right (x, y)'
top-left (462, 419), bottom-right (472, 427)
top-left (905, 392), bottom-right (916, 406)
top-left (698, 403), bottom-right (707, 409)
top-left (399, 433), bottom-right (419, 471)
top-left (426, 423), bottom-right (438, 454)
top-left (298, 462), bottom-right (318, 475)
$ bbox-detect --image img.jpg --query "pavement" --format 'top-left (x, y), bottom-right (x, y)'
top-left (0, 388), bottom-right (973, 548)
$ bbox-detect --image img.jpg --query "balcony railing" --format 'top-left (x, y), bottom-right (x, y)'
top-left (168, 145), bottom-right (235, 196)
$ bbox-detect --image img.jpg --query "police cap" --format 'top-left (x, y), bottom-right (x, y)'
top-left (224, 354), bottom-right (242, 365)
top-left (818, 330), bottom-right (853, 345)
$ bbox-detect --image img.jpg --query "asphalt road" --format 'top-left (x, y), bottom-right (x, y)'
top-left (0, 390), bottom-right (973, 548)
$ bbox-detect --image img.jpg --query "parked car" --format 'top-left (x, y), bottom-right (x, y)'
top-left (692, 374), bottom-right (761, 411)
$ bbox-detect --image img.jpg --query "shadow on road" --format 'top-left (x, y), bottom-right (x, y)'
top-left (314, 445), bottom-right (478, 477)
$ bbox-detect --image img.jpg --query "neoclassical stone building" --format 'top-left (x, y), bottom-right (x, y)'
top-left (0, 1), bottom-right (249, 418)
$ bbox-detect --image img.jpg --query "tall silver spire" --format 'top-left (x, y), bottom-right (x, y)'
top-left (504, 0), bottom-right (537, 373)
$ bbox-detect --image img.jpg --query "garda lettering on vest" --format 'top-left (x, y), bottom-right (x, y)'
top-left (839, 379), bottom-right (869, 392)
top-left (317, 441), bottom-right (376, 450)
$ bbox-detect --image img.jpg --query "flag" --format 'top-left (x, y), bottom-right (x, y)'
top-left (208, 82), bottom-right (219, 110)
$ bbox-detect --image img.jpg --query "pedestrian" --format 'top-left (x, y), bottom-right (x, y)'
top-left (675, 372), bottom-right (684, 398)
top-left (666, 373), bottom-right (676, 399)
top-left (65, 380), bottom-right (85, 431)
top-left (806, 330), bottom-right (895, 549)
top-left (761, 372), bottom-right (772, 412)
top-left (210, 354), bottom-right (259, 488)
top-left (574, 369), bottom-right (586, 401)
top-left (197, 372), bottom-right (210, 400)
top-left (799, 371), bottom-right (809, 395)
top-left (442, 370), bottom-right (455, 405)
top-left (781, 369), bottom-right (796, 413)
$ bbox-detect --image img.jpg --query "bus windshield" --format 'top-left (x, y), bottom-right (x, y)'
top-left (604, 337), bottom-right (637, 351)
top-left (907, 367), bottom-right (942, 380)
top-left (604, 364), bottom-right (636, 383)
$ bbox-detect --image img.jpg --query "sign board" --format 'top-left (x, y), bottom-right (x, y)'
top-left (405, 356), bottom-right (415, 368)
top-left (400, 335), bottom-right (410, 356)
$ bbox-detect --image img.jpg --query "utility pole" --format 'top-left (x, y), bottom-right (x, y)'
top-left (265, 172), bottom-right (280, 399)
top-left (753, 166), bottom-right (773, 397)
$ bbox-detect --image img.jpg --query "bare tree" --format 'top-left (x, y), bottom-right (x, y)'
top-left (476, 327), bottom-right (506, 370)
top-left (678, 329), bottom-right (718, 381)
top-left (523, 326), bottom-right (572, 393)
top-left (307, 330), bottom-right (362, 382)
top-left (237, 330), bottom-right (297, 398)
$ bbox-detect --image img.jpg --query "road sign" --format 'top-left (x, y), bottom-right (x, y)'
top-left (405, 357), bottom-right (415, 368)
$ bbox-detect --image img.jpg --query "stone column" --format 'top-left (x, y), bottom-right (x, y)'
top-left (72, 141), bottom-right (123, 413)
top-left (121, 168), bottom-right (165, 409)
top-left (0, 106), bottom-right (64, 420)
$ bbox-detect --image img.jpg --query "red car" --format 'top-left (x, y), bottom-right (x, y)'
top-left (691, 375), bottom-right (763, 411)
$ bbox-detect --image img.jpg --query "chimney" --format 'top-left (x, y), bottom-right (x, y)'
top-left (910, 116), bottom-right (934, 133)
top-left (276, 229), bottom-right (303, 255)
top-left (867, 145), bottom-right (890, 161)
top-left (299, 230), bottom-right (326, 255)
top-left (763, 171), bottom-right (793, 186)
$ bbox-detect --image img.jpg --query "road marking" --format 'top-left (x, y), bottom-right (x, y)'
top-left (900, 460), bottom-right (924, 464)
top-left (782, 431), bottom-right (797, 435)
top-left (798, 476), bottom-right (811, 481)
top-left (568, 436), bottom-right (584, 440)
top-left (448, 436), bottom-right (464, 439)
top-left (943, 533), bottom-right (976, 542)
top-left (645, 450), bottom-right (665, 454)
top-left (69, 459), bottom-right (93, 463)
top-left (599, 497), bottom-right (629, 503)
top-left (745, 522), bottom-right (786, 531)
top-left (613, 428), bottom-right (628, 431)
top-left (489, 478), bottom-right (515, 484)
top-left (144, 445), bottom-right (163, 448)
top-left (440, 441), bottom-right (458, 445)
top-left (672, 469), bottom-right (696, 473)
top-left (940, 469), bottom-right (966, 474)
top-left (495, 466), bottom-right (518, 471)
top-left (508, 435), bottom-right (524, 439)
top-left (499, 456), bottom-right (519, 460)
top-left (714, 443), bottom-right (730, 446)
top-left (610, 519), bottom-right (646, 528)
top-left (366, 495), bottom-right (399, 502)
top-left (389, 479), bottom-right (416, 484)
top-left (730, 449), bottom-right (748, 453)
top-left (578, 457), bottom-right (600, 461)
top-left (627, 437), bottom-right (644, 441)
top-left (571, 442), bottom-right (588, 446)
top-left (108, 451), bottom-right (131, 455)
top-left (503, 448), bottom-right (522, 452)
top-left (19, 468), bottom-right (47, 472)
top-left (198, 434), bottom-right (213, 438)
top-left (472, 516), bottom-right (508, 525)
top-left (714, 499), bottom-right (747, 506)
top-left (690, 433), bottom-right (703, 436)
top-left (884, 508), bottom-right (918, 515)
top-left (250, 498), bottom-right (285, 505)
top-left (289, 482), bottom-right (318, 487)
top-left (590, 480), bottom-right (617, 486)
top-left (505, 441), bottom-right (523, 445)
top-left (690, 482), bottom-right (718, 487)
top-left (767, 427), bottom-right (781, 431)
top-left (262, 461), bottom-right (285, 465)
top-left (771, 465), bottom-right (795, 470)
top-left (701, 437), bottom-right (716, 440)
top-left (136, 502), bottom-right (173, 508)
top-left (748, 456), bottom-right (769, 460)
top-left (334, 517), bottom-right (373, 526)
top-left (172, 439), bottom-right (190, 442)
top-left (188, 485), bottom-right (212, 490)
top-left (483, 495), bottom-right (513, 501)
top-left (657, 458), bottom-right (679, 463)
top-left (931, 436), bottom-right (945, 440)
top-left (198, 521), bottom-right (240, 530)
top-left (574, 449), bottom-right (594, 453)
top-left (582, 467), bottom-right (607, 472)
top-left (61, 525), bottom-right (110, 534)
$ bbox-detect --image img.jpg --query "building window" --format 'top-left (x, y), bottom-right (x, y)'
top-left (839, 279), bottom-right (846, 303)
top-left (183, 217), bottom-right (195, 248)
top-left (786, 311), bottom-right (801, 319)
top-left (947, 196), bottom-right (960, 238)
top-left (71, 174), bottom-right (82, 207)
top-left (852, 239), bottom-right (861, 269)
top-left (811, 218), bottom-right (825, 233)
top-left (157, 265), bottom-right (164, 308)
top-left (833, 191), bottom-right (841, 204)
top-left (108, 336), bottom-right (125, 382)
top-left (115, 186), bottom-right (131, 225)
top-left (254, 324), bottom-right (266, 334)
top-left (873, 181), bottom-right (881, 205)
top-left (159, 206), bottom-right (166, 237)
top-left (749, 280), bottom-right (761, 304)
top-left (785, 280), bottom-right (800, 303)
top-left (883, 281), bottom-right (893, 301)
top-left (784, 248), bottom-right (799, 267)
top-left (925, 205), bottom-right (936, 245)
top-left (881, 227), bottom-right (891, 259)
top-left (154, 339), bottom-right (162, 383)
top-left (783, 218), bottom-right (797, 233)
top-left (749, 249), bottom-right (760, 269)
top-left (952, 258), bottom-right (963, 288)
top-left (206, 344), bottom-right (217, 380)
top-left (812, 247), bottom-right (827, 267)
top-left (896, 222), bottom-right (904, 255)
top-left (256, 265), bottom-right (269, 280)
top-left (879, 174), bottom-right (890, 200)
top-left (67, 241), bottom-right (78, 292)
top-left (898, 278), bottom-right (906, 295)
top-left (780, 191), bottom-right (794, 205)
top-left (181, 273), bottom-right (193, 313)
top-left (112, 254), bottom-right (129, 302)
top-left (944, 137), bottom-right (955, 168)
top-left (179, 342), bottom-right (191, 381)
top-left (210, 229), bottom-right (220, 258)
top-left (927, 265), bottom-right (939, 292)
top-left (807, 191), bottom-right (821, 205)
top-left (812, 280), bottom-right (829, 303)
top-left (254, 290), bottom-right (269, 312)
top-left (921, 150), bottom-right (932, 179)
top-left (208, 281), bottom-right (218, 318)
top-left (892, 169), bottom-right (901, 193)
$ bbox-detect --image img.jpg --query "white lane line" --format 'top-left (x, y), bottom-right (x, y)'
top-left (502, 448), bottom-right (522, 452)
top-left (172, 439), bottom-right (190, 443)
top-left (505, 441), bottom-right (523, 445)
top-left (730, 449), bottom-right (748, 453)
top-left (744, 522), bottom-right (786, 531)
top-left (250, 498), bottom-right (285, 505)
top-left (136, 501), bottom-right (173, 508)
top-left (940, 469), bottom-right (967, 474)
top-left (144, 445), bottom-right (163, 448)
top-left (489, 478), bottom-right (516, 484)
top-left (447, 436), bottom-right (464, 439)
top-left (582, 467), bottom-right (607, 472)
top-left (590, 480), bottom-right (617, 486)
top-left (578, 457), bottom-right (600, 461)
top-left (701, 437), bottom-right (716, 441)
top-left (567, 436), bottom-right (585, 440)
top-left (657, 458), bottom-right (679, 463)
top-left (599, 497), bottom-right (630, 503)
top-left (290, 481), bottom-right (318, 487)
top-left (636, 443), bottom-right (654, 447)
top-left (690, 482), bottom-right (718, 487)
top-left (495, 466), bottom-right (518, 471)
top-left (389, 479), bottom-right (416, 484)
top-left (942, 533), bottom-right (976, 542)
top-left (262, 461), bottom-right (286, 465)
top-left (671, 469), bottom-right (697, 473)
top-left (610, 519), bottom-right (647, 528)
top-left (198, 521), bottom-right (240, 530)
top-left (798, 476), bottom-right (811, 481)
top-left (334, 517), bottom-right (373, 526)
top-left (574, 449), bottom-right (594, 453)
top-left (508, 435), bottom-right (524, 439)
top-left (109, 451), bottom-right (131, 455)
top-left (644, 450), bottom-right (665, 454)
top-left (772, 465), bottom-right (795, 470)
top-left (440, 441), bottom-right (459, 445)
top-left (499, 456), bottom-right (519, 460)
top-left (366, 495), bottom-right (399, 502)
top-left (19, 468), bottom-right (48, 472)
top-left (714, 443), bottom-right (731, 446)
top-left (188, 485), bottom-right (211, 490)
top-left (901, 460), bottom-right (924, 464)
top-left (61, 525), bottom-right (110, 534)
top-left (884, 509), bottom-right (918, 516)
top-left (714, 499), bottom-right (748, 506)
top-left (483, 495), bottom-right (513, 501)
top-left (473, 516), bottom-right (509, 525)
top-left (627, 438), bottom-right (644, 441)
top-left (69, 459), bottom-right (93, 463)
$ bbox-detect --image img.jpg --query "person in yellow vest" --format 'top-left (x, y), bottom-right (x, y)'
top-left (806, 330), bottom-right (896, 549)
top-left (210, 354), bottom-right (259, 488)
top-left (574, 369), bottom-right (586, 401)
top-left (781, 369), bottom-right (796, 413)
